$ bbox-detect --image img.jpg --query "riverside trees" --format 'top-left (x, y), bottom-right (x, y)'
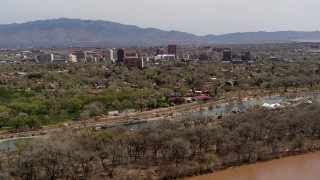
top-left (2, 104), bottom-right (320, 179)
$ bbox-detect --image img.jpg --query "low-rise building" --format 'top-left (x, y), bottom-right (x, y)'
top-left (60, 53), bottom-right (77, 62)
top-left (74, 51), bottom-right (86, 62)
top-left (155, 54), bottom-right (175, 61)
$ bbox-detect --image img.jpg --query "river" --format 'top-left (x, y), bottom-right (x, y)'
top-left (188, 151), bottom-right (320, 180)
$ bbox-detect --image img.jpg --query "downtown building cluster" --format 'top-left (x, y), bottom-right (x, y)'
top-left (0, 44), bottom-right (179, 69)
top-left (3, 43), bottom-right (320, 69)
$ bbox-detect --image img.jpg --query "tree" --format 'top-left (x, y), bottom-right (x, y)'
top-left (80, 110), bottom-right (90, 120)
top-left (203, 153), bottom-right (219, 170)
top-left (99, 143), bottom-right (125, 178)
top-left (46, 109), bottom-right (66, 123)
top-left (159, 88), bottom-right (174, 100)
top-left (35, 140), bottom-right (70, 180)
top-left (9, 146), bottom-right (39, 180)
top-left (0, 111), bottom-right (10, 127)
top-left (148, 131), bottom-right (162, 164)
top-left (26, 116), bottom-right (41, 130)
top-left (63, 137), bottom-right (96, 179)
top-left (84, 101), bottom-right (104, 117)
top-left (168, 138), bottom-right (190, 167)
top-left (60, 97), bottom-right (83, 113)
top-left (11, 113), bottom-right (28, 132)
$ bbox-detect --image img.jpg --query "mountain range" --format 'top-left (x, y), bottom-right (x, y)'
top-left (0, 18), bottom-right (320, 47)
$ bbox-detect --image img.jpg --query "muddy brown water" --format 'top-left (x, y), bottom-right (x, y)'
top-left (188, 151), bottom-right (320, 180)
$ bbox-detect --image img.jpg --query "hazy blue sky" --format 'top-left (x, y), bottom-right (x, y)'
top-left (0, 0), bottom-right (319, 35)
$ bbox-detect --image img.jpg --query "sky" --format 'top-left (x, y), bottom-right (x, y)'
top-left (0, 0), bottom-right (319, 35)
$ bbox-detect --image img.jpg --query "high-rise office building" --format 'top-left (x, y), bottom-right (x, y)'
top-left (244, 52), bottom-right (251, 61)
top-left (222, 50), bottom-right (232, 61)
top-left (168, 44), bottom-right (177, 58)
top-left (117, 49), bottom-right (125, 63)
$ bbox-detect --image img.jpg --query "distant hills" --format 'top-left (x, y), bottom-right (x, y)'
top-left (0, 18), bottom-right (320, 47)
top-left (204, 31), bottom-right (320, 44)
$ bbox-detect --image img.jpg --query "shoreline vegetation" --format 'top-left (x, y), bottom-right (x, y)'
top-left (1, 96), bottom-right (320, 179)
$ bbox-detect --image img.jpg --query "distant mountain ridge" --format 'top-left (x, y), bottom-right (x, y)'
top-left (204, 31), bottom-right (320, 44)
top-left (0, 18), bottom-right (320, 47)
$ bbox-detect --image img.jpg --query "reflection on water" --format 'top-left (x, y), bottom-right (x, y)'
top-left (0, 137), bottom-right (45, 152)
top-left (125, 120), bottom-right (160, 130)
top-left (188, 151), bottom-right (320, 180)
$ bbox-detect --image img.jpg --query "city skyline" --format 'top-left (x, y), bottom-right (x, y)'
top-left (0, 0), bottom-right (319, 35)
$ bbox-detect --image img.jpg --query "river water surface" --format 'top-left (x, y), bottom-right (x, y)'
top-left (188, 151), bottom-right (320, 180)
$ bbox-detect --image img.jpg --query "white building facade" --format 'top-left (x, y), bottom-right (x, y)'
top-left (105, 49), bottom-right (114, 63)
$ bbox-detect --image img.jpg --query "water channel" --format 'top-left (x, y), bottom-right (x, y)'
top-left (0, 137), bottom-right (46, 152)
top-left (127, 91), bottom-right (320, 129)
top-left (188, 151), bottom-right (320, 180)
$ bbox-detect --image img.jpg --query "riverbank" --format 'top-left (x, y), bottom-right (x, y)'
top-left (0, 135), bottom-right (46, 143)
